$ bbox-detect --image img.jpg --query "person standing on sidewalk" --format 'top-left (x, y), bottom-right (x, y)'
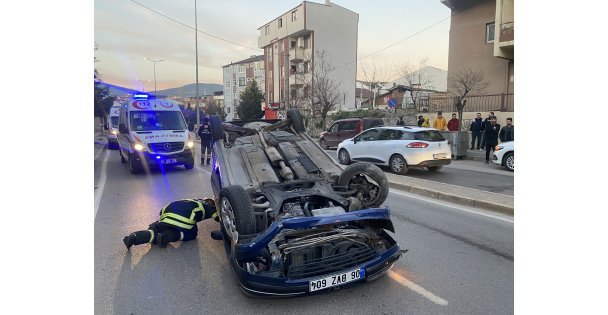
top-left (417, 115), bottom-right (425, 127)
top-left (197, 117), bottom-right (213, 165)
top-left (469, 112), bottom-right (484, 150)
top-left (432, 112), bottom-right (447, 131)
top-left (483, 116), bottom-right (500, 164)
top-left (499, 117), bottom-right (514, 143)
top-left (396, 116), bottom-right (405, 126)
top-left (447, 113), bottom-right (460, 131)
top-left (480, 111), bottom-right (495, 150)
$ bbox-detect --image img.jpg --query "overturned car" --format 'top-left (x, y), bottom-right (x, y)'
top-left (208, 109), bottom-right (402, 297)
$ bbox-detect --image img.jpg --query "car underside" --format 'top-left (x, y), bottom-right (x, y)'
top-left (209, 110), bottom-right (402, 297)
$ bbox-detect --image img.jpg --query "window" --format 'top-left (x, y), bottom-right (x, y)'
top-left (413, 131), bottom-right (446, 142)
top-left (265, 25), bottom-right (269, 35)
top-left (280, 65), bottom-right (285, 78)
top-left (227, 107), bottom-right (231, 114)
top-left (304, 61), bottom-right (310, 73)
top-left (291, 40), bottom-right (297, 49)
top-left (239, 65), bottom-right (244, 73)
top-left (329, 123), bottom-right (340, 132)
top-left (278, 18), bottom-right (282, 28)
top-left (486, 22), bottom-right (495, 43)
top-left (356, 129), bottom-right (380, 142)
top-left (305, 35), bottom-right (311, 49)
top-left (225, 81), bottom-right (230, 88)
top-left (259, 61), bottom-right (264, 70)
top-left (239, 77), bottom-right (245, 86)
top-left (130, 111), bottom-right (186, 131)
top-left (340, 121), bottom-right (359, 131)
top-left (291, 10), bottom-right (297, 21)
top-left (379, 129), bottom-right (401, 141)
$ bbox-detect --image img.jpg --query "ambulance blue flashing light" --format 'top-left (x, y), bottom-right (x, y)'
top-left (132, 93), bottom-right (155, 100)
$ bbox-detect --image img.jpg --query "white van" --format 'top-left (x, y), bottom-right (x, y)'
top-left (117, 95), bottom-right (195, 173)
top-left (105, 103), bottom-right (122, 149)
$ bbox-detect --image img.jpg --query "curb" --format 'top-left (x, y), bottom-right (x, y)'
top-left (388, 181), bottom-right (514, 216)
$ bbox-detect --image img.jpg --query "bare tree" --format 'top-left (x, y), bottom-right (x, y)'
top-left (448, 67), bottom-right (489, 130)
top-left (310, 50), bottom-right (342, 128)
top-left (359, 58), bottom-right (391, 109)
top-left (396, 58), bottom-right (435, 111)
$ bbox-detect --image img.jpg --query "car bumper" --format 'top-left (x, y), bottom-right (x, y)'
top-left (131, 149), bottom-right (194, 167)
top-left (492, 153), bottom-right (501, 166)
top-left (412, 159), bottom-right (452, 167)
top-left (224, 207), bottom-right (402, 297)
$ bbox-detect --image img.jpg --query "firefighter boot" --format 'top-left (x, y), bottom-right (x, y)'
top-left (123, 230), bottom-right (155, 249)
top-left (210, 230), bottom-right (223, 240)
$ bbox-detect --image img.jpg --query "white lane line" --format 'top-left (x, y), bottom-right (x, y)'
top-left (194, 165), bottom-right (211, 175)
top-left (388, 270), bottom-right (448, 306)
top-left (94, 150), bottom-right (110, 220)
top-left (94, 147), bottom-right (104, 161)
top-left (389, 189), bottom-right (514, 223)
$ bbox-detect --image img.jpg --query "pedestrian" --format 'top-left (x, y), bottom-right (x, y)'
top-left (483, 116), bottom-right (500, 164)
top-left (396, 116), bottom-right (405, 126)
top-left (447, 113), bottom-right (460, 131)
top-left (417, 115), bottom-right (425, 127)
top-left (432, 111), bottom-right (447, 131)
top-left (197, 117), bottom-right (213, 165)
top-left (499, 117), bottom-right (514, 142)
top-left (469, 112), bottom-right (484, 150)
top-left (421, 117), bottom-right (430, 127)
top-left (122, 198), bottom-right (220, 249)
top-left (480, 111), bottom-right (494, 150)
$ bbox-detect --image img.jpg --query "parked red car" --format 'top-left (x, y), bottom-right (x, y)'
top-left (319, 117), bottom-right (384, 149)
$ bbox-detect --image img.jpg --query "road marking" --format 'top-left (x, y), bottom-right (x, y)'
top-left (94, 147), bottom-right (104, 161)
top-left (388, 270), bottom-right (448, 306)
top-left (194, 165), bottom-right (211, 175)
top-left (94, 150), bottom-right (110, 220)
top-left (389, 189), bottom-right (514, 223)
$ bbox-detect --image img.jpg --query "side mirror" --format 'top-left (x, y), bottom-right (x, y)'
top-left (353, 138), bottom-right (358, 144)
top-left (119, 123), bottom-right (128, 134)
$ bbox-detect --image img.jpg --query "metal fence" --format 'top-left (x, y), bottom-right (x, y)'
top-left (418, 93), bottom-right (514, 113)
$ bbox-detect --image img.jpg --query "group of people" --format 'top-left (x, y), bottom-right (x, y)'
top-left (396, 112), bottom-right (462, 131)
top-left (469, 112), bottom-right (514, 163)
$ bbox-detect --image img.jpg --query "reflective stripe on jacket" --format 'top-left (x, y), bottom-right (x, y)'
top-left (159, 199), bottom-right (205, 230)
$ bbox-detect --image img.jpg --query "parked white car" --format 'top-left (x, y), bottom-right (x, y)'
top-left (492, 141), bottom-right (514, 172)
top-left (337, 126), bottom-right (452, 174)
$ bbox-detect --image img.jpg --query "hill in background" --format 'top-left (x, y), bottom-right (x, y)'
top-left (97, 82), bottom-right (223, 98)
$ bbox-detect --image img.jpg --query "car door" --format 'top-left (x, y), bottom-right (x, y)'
top-left (325, 122), bottom-right (341, 147)
top-left (373, 129), bottom-right (402, 164)
top-left (349, 128), bottom-right (381, 162)
top-left (338, 120), bottom-right (360, 144)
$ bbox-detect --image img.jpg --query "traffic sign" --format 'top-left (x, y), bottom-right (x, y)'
top-left (388, 98), bottom-right (397, 108)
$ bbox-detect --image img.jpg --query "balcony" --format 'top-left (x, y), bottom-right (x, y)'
top-left (499, 22), bottom-right (514, 44)
top-left (289, 47), bottom-right (311, 62)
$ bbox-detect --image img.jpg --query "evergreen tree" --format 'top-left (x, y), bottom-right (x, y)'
top-left (237, 80), bottom-right (264, 121)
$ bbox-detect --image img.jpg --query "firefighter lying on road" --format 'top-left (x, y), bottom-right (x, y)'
top-left (123, 198), bottom-right (222, 249)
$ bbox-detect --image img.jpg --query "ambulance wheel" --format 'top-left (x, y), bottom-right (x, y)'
top-left (128, 154), bottom-right (141, 174)
top-left (119, 149), bottom-right (126, 163)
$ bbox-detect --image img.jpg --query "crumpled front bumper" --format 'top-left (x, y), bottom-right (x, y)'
top-left (222, 207), bottom-right (402, 297)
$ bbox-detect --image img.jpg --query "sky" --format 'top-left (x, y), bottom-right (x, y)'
top-left (95, 0), bottom-right (451, 91)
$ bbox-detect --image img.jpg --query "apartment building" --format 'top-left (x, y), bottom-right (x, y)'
top-left (222, 55), bottom-right (265, 121)
top-left (258, 0), bottom-right (358, 116)
top-left (441, 0), bottom-right (514, 97)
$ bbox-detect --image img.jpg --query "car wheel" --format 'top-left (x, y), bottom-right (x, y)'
top-left (128, 154), bottom-right (140, 174)
top-left (209, 115), bottom-right (224, 141)
top-left (337, 162), bottom-right (389, 208)
top-left (320, 138), bottom-right (329, 150)
top-left (219, 185), bottom-right (256, 243)
top-left (503, 152), bottom-right (514, 172)
top-left (389, 154), bottom-right (409, 175)
top-left (428, 166), bottom-right (443, 172)
top-left (287, 109), bottom-right (305, 133)
top-left (184, 163), bottom-right (194, 170)
top-left (119, 148), bottom-right (126, 163)
top-left (338, 149), bottom-right (351, 165)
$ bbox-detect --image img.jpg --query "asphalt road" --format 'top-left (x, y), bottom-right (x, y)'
top-left (94, 135), bottom-right (513, 314)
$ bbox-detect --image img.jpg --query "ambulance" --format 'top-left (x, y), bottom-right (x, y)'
top-left (105, 103), bottom-right (122, 149)
top-left (117, 94), bottom-right (195, 174)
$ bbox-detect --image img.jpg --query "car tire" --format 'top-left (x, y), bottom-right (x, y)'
top-left (428, 166), bottom-right (443, 172)
top-left (503, 152), bottom-right (514, 172)
top-left (119, 148), bottom-right (127, 163)
top-left (389, 154), bottom-right (409, 175)
top-left (338, 149), bottom-right (351, 165)
top-left (219, 185), bottom-right (257, 243)
top-left (209, 115), bottom-right (224, 141)
top-left (287, 109), bottom-right (305, 133)
top-left (128, 154), bottom-right (141, 174)
top-left (320, 138), bottom-right (329, 150)
top-left (337, 162), bottom-right (389, 208)
top-left (184, 163), bottom-right (194, 170)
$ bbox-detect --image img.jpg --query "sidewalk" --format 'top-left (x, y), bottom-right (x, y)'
top-left (195, 136), bottom-right (514, 215)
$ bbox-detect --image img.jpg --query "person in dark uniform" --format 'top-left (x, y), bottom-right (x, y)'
top-left (483, 116), bottom-right (501, 164)
top-left (122, 198), bottom-right (220, 249)
top-left (197, 116), bottom-right (213, 165)
top-left (396, 116), bottom-right (405, 126)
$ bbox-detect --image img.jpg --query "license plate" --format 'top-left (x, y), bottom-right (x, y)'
top-left (161, 158), bottom-right (177, 164)
top-left (433, 153), bottom-right (447, 159)
top-left (309, 268), bottom-right (365, 292)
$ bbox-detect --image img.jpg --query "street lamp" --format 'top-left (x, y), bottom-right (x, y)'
top-left (135, 79), bottom-right (148, 92)
top-left (144, 57), bottom-right (164, 95)
top-left (194, 0), bottom-right (201, 126)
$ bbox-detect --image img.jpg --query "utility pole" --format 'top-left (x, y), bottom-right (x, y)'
top-left (145, 58), bottom-right (163, 95)
top-left (195, 0), bottom-right (201, 126)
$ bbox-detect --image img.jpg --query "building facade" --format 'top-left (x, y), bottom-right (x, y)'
top-left (441, 0), bottom-right (514, 97)
top-left (258, 0), bottom-right (358, 117)
top-left (222, 55), bottom-right (265, 121)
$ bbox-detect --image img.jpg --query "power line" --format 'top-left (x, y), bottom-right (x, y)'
top-left (130, 0), bottom-right (262, 52)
